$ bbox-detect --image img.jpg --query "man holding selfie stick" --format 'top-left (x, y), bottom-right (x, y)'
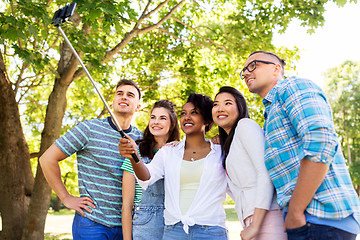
top-left (40, 79), bottom-right (143, 239)
top-left (40, 4), bottom-right (143, 239)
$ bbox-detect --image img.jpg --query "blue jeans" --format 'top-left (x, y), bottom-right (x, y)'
top-left (72, 213), bottom-right (123, 240)
top-left (286, 222), bottom-right (357, 240)
top-left (162, 222), bottom-right (228, 240)
top-left (132, 205), bottom-right (165, 240)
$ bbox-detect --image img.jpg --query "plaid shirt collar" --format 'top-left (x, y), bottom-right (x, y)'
top-left (262, 78), bottom-right (285, 120)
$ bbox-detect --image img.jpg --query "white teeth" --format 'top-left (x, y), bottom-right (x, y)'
top-left (184, 123), bottom-right (193, 127)
top-left (247, 78), bottom-right (254, 84)
top-left (218, 115), bottom-right (227, 119)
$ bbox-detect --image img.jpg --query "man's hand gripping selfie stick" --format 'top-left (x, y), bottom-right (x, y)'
top-left (52, 3), bottom-right (140, 162)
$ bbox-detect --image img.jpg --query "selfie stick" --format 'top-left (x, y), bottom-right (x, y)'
top-left (52, 3), bottom-right (140, 162)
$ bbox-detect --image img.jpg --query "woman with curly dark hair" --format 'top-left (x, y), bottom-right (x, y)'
top-left (119, 93), bottom-right (228, 240)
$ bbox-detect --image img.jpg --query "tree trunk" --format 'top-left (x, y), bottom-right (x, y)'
top-left (0, 51), bottom-right (34, 239)
top-left (21, 44), bottom-right (80, 239)
top-left (53, 196), bottom-right (62, 212)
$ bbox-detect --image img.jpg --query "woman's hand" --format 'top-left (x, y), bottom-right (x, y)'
top-left (240, 223), bottom-right (260, 240)
top-left (241, 216), bottom-right (258, 240)
top-left (164, 141), bottom-right (180, 147)
top-left (118, 137), bottom-right (137, 159)
top-left (211, 134), bottom-right (220, 145)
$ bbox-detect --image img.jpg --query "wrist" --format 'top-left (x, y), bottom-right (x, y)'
top-left (60, 192), bottom-right (72, 203)
top-left (287, 205), bottom-right (305, 219)
top-left (249, 222), bottom-right (261, 231)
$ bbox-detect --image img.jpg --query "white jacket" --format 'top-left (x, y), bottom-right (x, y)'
top-left (226, 118), bottom-right (280, 227)
top-left (137, 139), bottom-right (227, 233)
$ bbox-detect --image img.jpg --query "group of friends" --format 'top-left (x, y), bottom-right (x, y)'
top-left (39, 50), bottom-right (360, 240)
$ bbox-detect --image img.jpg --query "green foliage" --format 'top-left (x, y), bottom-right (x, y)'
top-left (324, 61), bottom-right (360, 164)
top-left (324, 60), bottom-right (360, 190)
top-left (350, 161), bottom-right (360, 191)
top-left (1, 0), bottom-right (348, 204)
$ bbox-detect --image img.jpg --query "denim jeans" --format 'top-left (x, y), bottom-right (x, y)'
top-left (132, 159), bottom-right (166, 240)
top-left (286, 222), bottom-right (357, 240)
top-left (162, 222), bottom-right (228, 240)
top-left (72, 213), bottom-right (123, 240)
top-left (132, 205), bottom-right (165, 240)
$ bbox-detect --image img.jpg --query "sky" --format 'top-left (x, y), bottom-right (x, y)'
top-left (272, 1), bottom-right (360, 88)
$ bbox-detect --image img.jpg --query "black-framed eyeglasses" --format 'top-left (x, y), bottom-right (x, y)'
top-left (240, 60), bottom-right (276, 80)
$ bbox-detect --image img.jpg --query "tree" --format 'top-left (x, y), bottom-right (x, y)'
top-left (324, 61), bottom-right (360, 164)
top-left (324, 60), bottom-right (360, 193)
top-left (0, 0), bottom-right (345, 239)
top-left (0, 48), bottom-right (34, 240)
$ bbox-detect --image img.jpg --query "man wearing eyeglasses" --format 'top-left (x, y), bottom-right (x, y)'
top-left (241, 50), bottom-right (360, 240)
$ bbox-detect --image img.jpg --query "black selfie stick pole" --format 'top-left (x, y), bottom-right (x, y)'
top-left (52, 3), bottom-right (140, 162)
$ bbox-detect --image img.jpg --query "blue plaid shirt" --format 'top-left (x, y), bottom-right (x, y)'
top-left (263, 76), bottom-right (360, 223)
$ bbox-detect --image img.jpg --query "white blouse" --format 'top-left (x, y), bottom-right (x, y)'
top-left (226, 118), bottom-right (280, 227)
top-left (137, 139), bottom-right (227, 233)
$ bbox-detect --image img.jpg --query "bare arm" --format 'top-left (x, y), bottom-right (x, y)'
top-left (122, 170), bottom-right (136, 240)
top-left (241, 208), bottom-right (267, 240)
top-left (118, 138), bottom-right (151, 181)
top-left (39, 144), bottom-right (95, 216)
top-left (285, 159), bottom-right (328, 229)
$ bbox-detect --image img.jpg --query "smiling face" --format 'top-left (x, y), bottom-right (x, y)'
top-left (148, 107), bottom-right (171, 140)
top-left (180, 102), bottom-right (206, 135)
top-left (112, 84), bottom-right (141, 115)
top-left (242, 52), bottom-right (282, 98)
top-left (212, 92), bottom-right (239, 134)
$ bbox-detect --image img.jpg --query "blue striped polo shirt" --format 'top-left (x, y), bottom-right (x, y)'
top-left (55, 117), bottom-right (142, 227)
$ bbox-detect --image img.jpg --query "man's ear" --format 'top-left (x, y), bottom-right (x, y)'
top-left (274, 64), bottom-right (282, 76)
top-left (136, 103), bottom-right (141, 112)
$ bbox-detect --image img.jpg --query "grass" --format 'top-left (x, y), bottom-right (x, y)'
top-left (45, 233), bottom-right (72, 240)
top-left (225, 207), bottom-right (239, 222)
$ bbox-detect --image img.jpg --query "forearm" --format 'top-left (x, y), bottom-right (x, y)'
top-left (130, 153), bottom-right (151, 181)
top-left (122, 171), bottom-right (135, 240)
top-left (42, 160), bottom-right (70, 200)
top-left (288, 158), bottom-right (328, 213)
top-left (250, 208), bottom-right (267, 230)
top-left (121, 205), bottom-right (133, 240)
top-left (285, 158), bottom-right (329, 229)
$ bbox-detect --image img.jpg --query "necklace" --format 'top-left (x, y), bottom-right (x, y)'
top-left (190, 151), bottom-right (196, 161)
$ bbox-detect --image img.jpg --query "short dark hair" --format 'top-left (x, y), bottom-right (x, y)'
top-left (137, 100), bottom-right (180, 159)
top-left (186, 93), bottom-right (214, 132)
top-left (215, 86), bottom-right (249, 168)
top-left (249, 50), bottom-right (286, 75)
top-left (115, 79), bottom-right (141, 99)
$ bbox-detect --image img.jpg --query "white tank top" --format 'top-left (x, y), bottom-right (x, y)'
top-left (179, 158), bottom-right (205, 215)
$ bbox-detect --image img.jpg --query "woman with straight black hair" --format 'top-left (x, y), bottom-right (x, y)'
top-left (212, 86), bottom-right (286, 240)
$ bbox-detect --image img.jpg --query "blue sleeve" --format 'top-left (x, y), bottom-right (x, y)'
top-left (279, 79), bottom-right (338, 164)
